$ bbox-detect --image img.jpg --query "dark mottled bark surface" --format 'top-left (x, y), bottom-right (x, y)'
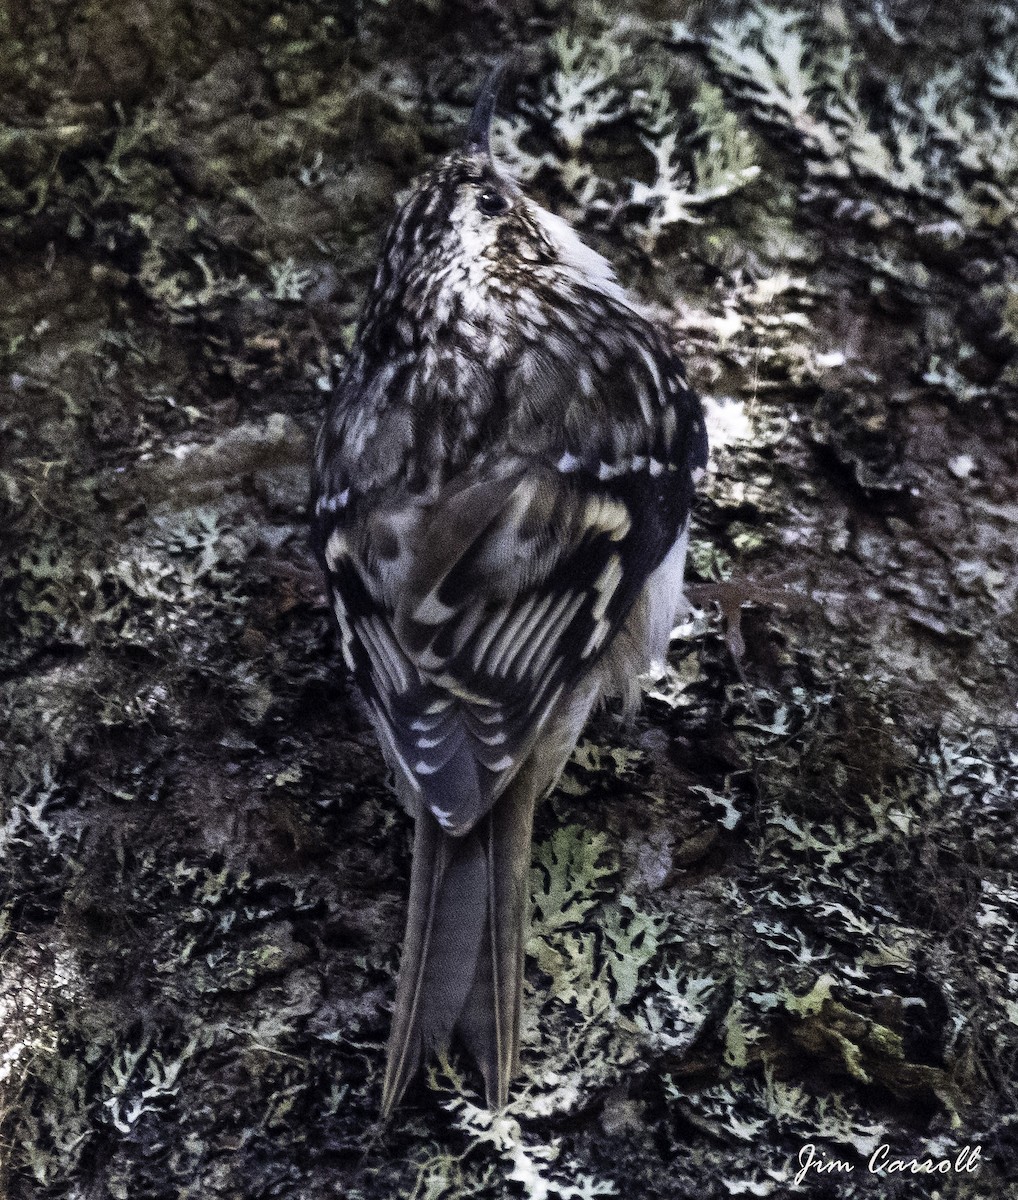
top-left (2, 2), bottom-right (1016, 1197)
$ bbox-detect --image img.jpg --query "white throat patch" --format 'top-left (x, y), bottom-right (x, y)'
top-left (528, 205), bottom-right (628, 302)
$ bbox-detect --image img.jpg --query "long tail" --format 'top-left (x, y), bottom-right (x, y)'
top-left (381, 783), bottom-right (539, 1115)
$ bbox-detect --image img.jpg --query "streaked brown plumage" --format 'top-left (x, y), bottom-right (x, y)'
top-left (312, 63), bottom-right (707, 1114)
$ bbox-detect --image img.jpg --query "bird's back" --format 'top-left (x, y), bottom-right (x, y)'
top-left (312, 78), bottom-right (707, 1113)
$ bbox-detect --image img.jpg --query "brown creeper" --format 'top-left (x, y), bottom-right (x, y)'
top-left (312, 63), bottom-right (707, 1115)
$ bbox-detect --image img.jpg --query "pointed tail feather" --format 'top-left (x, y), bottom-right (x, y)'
top-left (458, 784), bottom-right (538, 1107)
top-left (382, 779), bottom-right (539, 1114)
top-left (381, 815), bottom-right (488, 1116)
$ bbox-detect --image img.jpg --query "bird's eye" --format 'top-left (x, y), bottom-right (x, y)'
top-left (478, 189), bottom-right (510, 216)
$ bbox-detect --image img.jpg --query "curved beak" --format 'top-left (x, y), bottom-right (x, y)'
top-left (464, 59), bottom-right (507, 158)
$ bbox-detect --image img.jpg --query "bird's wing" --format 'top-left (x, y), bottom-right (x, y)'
top-left (314, 339), bottom-right (705, 837)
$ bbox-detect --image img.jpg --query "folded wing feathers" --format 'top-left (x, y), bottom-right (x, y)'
top-left (337, 446), bottom-right (693, 835)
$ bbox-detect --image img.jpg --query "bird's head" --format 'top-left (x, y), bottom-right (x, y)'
top-left (362, 61), bottom-right (624, 348)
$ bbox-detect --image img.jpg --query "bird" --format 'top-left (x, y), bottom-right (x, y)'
top-left (312, 61), bottom-right (708, 1116)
